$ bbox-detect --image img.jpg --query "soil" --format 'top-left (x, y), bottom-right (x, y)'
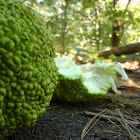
top-left (4, 72), bottom-right (140, 140)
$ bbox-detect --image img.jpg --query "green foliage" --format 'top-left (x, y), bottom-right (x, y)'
top-left (121, 55), bottom-right (127, 59)
top-left (108, 54), bottom-right (117, 59)
top-left (24, 0), bottom-right (140, 58)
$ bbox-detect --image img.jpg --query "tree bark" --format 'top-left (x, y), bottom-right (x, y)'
top-left (111, 20), bottom-right (120, 47)
top-left (111, 0), bottom-right (132, 48)
top-left (60, 0), bottom-right (68, 55)
top-left (111, 0), bottom-right (120, 48)
top-left (98, 43), bottom-right (140, 58)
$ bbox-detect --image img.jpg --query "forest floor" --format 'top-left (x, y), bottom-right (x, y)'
top-left (5, 71), bottom-right (140, 140)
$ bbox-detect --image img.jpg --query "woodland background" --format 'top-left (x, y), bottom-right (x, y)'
top-left (23, 0), bottom-right (140, 63)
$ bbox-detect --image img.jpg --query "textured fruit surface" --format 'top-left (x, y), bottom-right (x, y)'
top-left (0, 0), bottom-right (58, 139)
top-left (53, 74), bottom-right (104, 102)
top-left (54, 56), bottom-right (128, 103)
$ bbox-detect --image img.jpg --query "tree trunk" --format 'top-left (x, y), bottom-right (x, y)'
top-left (98, 43), bottom-right (140, 58)
top-left (95, 0), bottom-right (101, 51)
top-left (111, 20), bottom-right (120, 47)
top-left (111, 0), bottom-right (120, 48)
top-left (111, 0), bottom-right (131, 48)
top-left (61, 0), bottom-right (68, 55)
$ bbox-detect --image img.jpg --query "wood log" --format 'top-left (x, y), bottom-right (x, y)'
top-left (98, 43), bottom-right (140, 58)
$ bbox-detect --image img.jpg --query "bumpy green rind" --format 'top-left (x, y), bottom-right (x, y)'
top-left (53, 74), bottom-right (104, 103)
top-left (0, 1), bottom-right (58, 139)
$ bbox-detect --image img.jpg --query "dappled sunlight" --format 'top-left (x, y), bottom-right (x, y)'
top-left (119, 61), bottom-right (139, 70)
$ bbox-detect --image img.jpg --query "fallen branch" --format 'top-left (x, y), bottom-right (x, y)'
top-left (98, 43), bottom-right (140, 58)
top-left (84, 111), bottom-right (140, 127)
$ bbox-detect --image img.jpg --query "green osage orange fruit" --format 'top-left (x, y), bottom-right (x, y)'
top-left (0, 0), bottom-right (58, 139)
top-left (54, 56), bottom-right (128, 103)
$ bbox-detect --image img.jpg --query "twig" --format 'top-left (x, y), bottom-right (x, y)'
top-left (84, 111), bottom-right (140, 127)
top-left (108, 119), bottom-right (132, 138)
top-left (81, 109), bottom-right (108, 140)
top-left (46, 105), bottom-right (60, 109)
top-left (108, 110), bottom-right (138, 140)
top-left (94, 108), bottom-right (137, 121)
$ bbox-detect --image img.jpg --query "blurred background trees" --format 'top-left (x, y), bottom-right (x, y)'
top-left (23, 0), bottom-right (140, 62)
